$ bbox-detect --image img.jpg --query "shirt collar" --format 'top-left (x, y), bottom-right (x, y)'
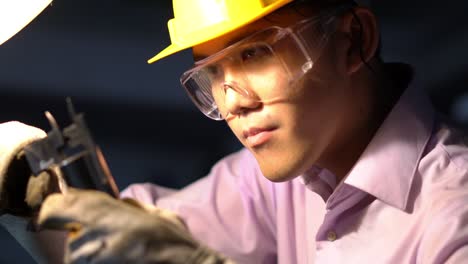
top-left (299, 166), bottom-right (337, 201)
top-left (343, 69), bottom-right (435, 211)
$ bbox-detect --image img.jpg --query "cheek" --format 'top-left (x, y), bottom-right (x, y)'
top-left (285, 74), bottom-right (346, 140)
top-left (212, 65), bottom-right (287, 110)
top-left (247, 66), bottom-right (294, 103)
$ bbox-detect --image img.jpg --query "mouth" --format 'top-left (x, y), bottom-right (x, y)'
top-left (243, 127), bottom-right (276, 148)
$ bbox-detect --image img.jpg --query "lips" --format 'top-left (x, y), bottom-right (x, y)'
top-left (243, 127), bottom-right (276, 147)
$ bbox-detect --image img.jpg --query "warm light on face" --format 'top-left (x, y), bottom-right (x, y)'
top-left (189, 4), bottom-right (357, 182)
top-left (181, 9), bottom-right (341, 120)
top-left (213, 60), bottom-right (290, 120)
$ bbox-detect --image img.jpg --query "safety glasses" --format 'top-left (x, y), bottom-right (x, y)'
top-left (180, 5), bottom-right (349, 120)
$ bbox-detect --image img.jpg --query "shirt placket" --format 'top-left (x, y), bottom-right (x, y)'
top-left (315, 184), bottom-right (370, 248)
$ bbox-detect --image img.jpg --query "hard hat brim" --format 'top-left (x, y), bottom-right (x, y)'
top-left (147, 44), bottom-right (183, 64)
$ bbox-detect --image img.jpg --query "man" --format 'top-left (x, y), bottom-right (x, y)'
top-left (2, 0), bottom-right (468, 263)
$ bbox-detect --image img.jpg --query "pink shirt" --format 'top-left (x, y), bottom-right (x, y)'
top-left (122, 85), bottom-right (468, 263)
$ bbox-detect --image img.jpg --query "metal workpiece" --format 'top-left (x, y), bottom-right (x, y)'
top-left (23, 98), bottom-right (119, 198)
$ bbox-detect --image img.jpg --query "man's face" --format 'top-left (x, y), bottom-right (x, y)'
top-left (193, 6), bottom-right (353, 182)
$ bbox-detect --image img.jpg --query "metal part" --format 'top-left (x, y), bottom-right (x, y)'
top-left (23, 98), bottom-right (119, 198)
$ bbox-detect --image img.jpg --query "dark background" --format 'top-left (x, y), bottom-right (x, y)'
top-left (0, 0), bottom-right (467, 262)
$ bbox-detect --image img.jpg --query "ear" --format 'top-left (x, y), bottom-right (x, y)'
top-left (340, 7), bottom-right (379, 75)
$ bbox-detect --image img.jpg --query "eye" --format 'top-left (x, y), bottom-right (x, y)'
top-left (240, 45), bottom-right (272, 61)
top-left (204, 64), bottom-right (221, 77)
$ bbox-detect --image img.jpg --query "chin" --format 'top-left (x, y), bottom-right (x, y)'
top-left (257, 159), bottom-right (302, 183)
top-left (253, 144), bottom-right (318, 183)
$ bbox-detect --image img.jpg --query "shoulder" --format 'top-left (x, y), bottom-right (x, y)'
top-left (121, 148), bottom-right (270, 203)
top-left (416, 123), bottom-right (468, 261)
top-left (435, 122), bottom-right (468, 169)
top-left (419, 120), bottom-right (468, 186)
top-left (417, 188), bottom-right (468, 263)
top-left (210, 148), bottom-right (258, 175)
top-left (416, 120), bottom-right (468, 223)
top-left (210, 148), bottom-right (281, 200)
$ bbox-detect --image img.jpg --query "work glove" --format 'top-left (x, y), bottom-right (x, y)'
top-left (0, 121), bottom-right (59, 216)
top-left (38, 188), bottom-right (235, 264)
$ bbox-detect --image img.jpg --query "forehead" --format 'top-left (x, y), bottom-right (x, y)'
top-left (192, 4), bottom-right (323, 62)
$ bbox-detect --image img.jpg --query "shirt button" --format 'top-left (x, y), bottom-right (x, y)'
top-left (327, 230), bottom-right (337, 241)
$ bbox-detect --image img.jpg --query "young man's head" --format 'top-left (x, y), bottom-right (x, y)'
top-left (150, 0), bottom-right (386, 182)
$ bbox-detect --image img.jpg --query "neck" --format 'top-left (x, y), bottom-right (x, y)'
top-left (321, 61), bottom-right (412, 183)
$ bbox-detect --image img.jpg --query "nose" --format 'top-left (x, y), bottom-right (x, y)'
top-left (223, 82), bottom-right (261, 117)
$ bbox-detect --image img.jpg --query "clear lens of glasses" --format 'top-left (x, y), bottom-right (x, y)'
top-left (181, 11), bottom-right (339, 120)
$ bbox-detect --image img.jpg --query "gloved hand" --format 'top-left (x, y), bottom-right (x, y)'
top-left (0, 121), bottom-right (59, 216)
top-left (38, 188), bottom-right (234, 264)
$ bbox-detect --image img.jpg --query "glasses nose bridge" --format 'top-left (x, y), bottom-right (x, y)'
top-left (220, 56), bottom-right (254, 96)
top-left (223, 81), bottom-right (261, 118)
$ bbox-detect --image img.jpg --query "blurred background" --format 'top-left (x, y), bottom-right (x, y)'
top-left (0, 0), bottom-right (467, 262)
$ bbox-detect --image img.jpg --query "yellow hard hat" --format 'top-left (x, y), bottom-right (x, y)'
top-left (147, 0), bottom-right (294, 64)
